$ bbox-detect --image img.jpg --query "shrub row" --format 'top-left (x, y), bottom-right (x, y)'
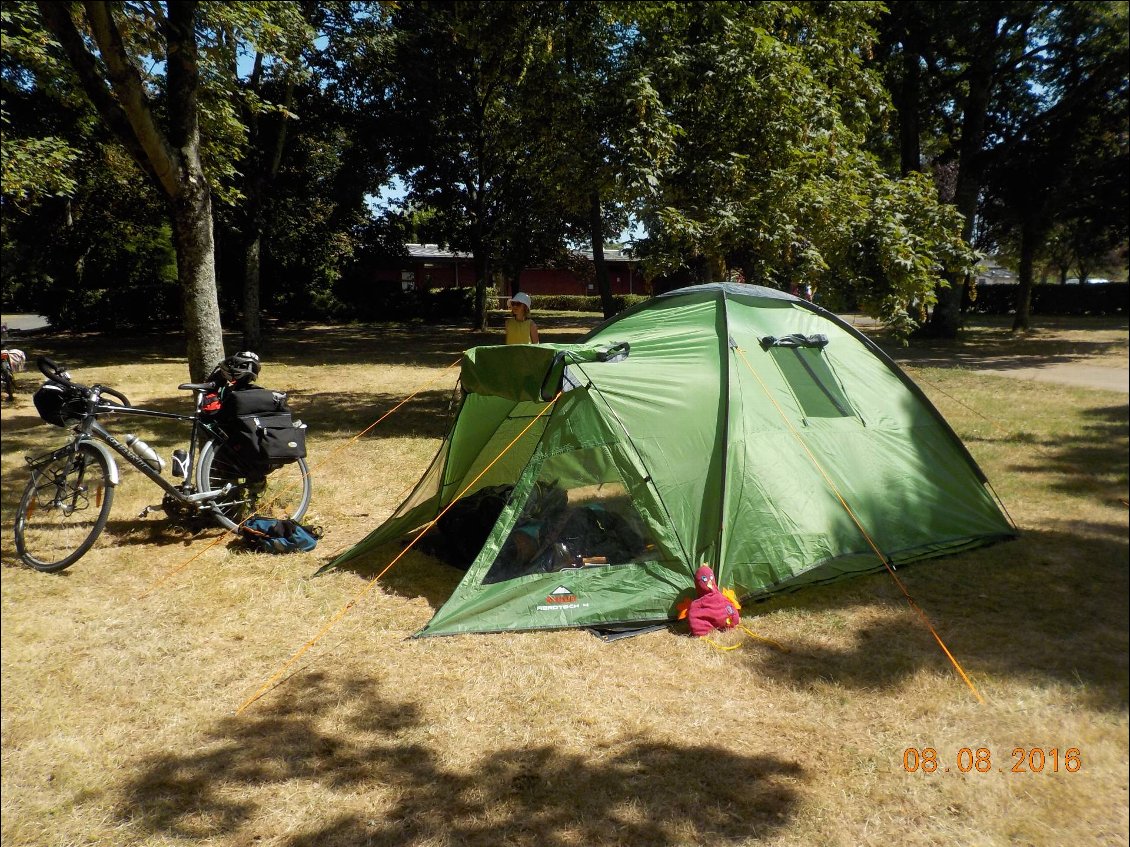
top-left (338, 285), bottom-right (477, 323)
top-left (505, 293), bottom-right (650, 313)
top-left (963, 282), bottom-right (1128, 316)
top-left (46, 280), bottom-right (182, 331)
top-left (339, 289), bottom-right (651, 323)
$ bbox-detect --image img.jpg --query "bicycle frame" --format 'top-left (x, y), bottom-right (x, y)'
top-left (28, 389), bottom-right (231, 506)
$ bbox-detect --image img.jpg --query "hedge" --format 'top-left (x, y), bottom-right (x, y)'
top-left (962, 282), bottom-right (1128, 316)
top-left (498, 293), bottom-right (650, 313)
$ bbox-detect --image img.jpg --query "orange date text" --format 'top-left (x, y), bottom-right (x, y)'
top-left (902, 747), bottom-right (1082, 774)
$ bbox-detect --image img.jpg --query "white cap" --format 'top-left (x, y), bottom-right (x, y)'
top-left (509, 292), bottom-right (532, 309)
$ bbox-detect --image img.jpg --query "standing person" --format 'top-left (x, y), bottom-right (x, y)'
top-left (1, 350), bottom-right (14, 401)
top-left (505, 292), bottom-right (539, 344)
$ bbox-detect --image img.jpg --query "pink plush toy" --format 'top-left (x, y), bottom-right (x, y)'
top-left (685, 565), bottom-right (741, 637)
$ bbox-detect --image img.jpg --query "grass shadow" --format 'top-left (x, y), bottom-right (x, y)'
top-left (2, 314), bottom-right (600, 378)
top-left (1011, 403), bottom-right (1128, 501)
top-left (100, 517), bottom-right (226, 548)
top-left (741, 528), bottom-right (1128, 711)
top-left (315, 542), bottom-right (464, 611)
top-left (294, 387), bottom-right (460, 442)
top-left (116, 672), bottom-right (804, 846)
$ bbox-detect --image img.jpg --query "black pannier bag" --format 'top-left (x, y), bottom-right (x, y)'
top-left (34, 382), bottom-right (86, 427)
top-left (215, 385), bottom-right (307, 474)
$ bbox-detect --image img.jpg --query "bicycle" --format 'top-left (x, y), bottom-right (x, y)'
top-left (13, 356), bottom-right (312, 572)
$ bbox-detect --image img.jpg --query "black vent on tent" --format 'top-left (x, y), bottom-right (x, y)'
top-left (759, 333), bottom-right (829, 350)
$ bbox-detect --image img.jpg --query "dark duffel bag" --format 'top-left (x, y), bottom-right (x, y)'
top-left (217, 385), bottom-right (289, 420)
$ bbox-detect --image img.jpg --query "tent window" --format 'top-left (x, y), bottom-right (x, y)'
top-left (483, 447), bottom-right (661, 584)
top-left (767, 346), bottom-right (855, 419)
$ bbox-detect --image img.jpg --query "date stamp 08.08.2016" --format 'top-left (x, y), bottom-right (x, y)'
top-left (902, 747), bottom-right (1082, 774)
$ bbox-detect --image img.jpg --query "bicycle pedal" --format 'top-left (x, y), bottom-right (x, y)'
top-left (138, 504), bottom-right (163, 518)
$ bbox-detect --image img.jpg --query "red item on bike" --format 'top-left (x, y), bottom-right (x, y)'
top-left (201, 391), bottom-right (222, 415)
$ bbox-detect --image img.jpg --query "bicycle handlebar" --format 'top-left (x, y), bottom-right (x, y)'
top-left (98, 386), bottom-right (131, 407)
top-left (38, 356), bottom-right (74, 386)
top-left (37, 356), bottom-right (132, 407)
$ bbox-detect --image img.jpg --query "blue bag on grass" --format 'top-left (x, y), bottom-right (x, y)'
top-left (241, 517), bottom-right (320, 553)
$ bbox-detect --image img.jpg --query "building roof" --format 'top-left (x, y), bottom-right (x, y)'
top-left (407, 243), bottom-right (472, 260)
top-left (406, 243), bottom-right (637, 264)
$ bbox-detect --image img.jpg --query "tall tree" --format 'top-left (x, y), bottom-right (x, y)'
top-left (389, 1), bottom-right (557, 329)
top-left (980, 1), bottom-right (1129, 329)
top-left (245, 2), bottom-right (397, 323)
top-left (626, 2), bottom-right (972, 332)
top-left (34, 2), bottom-right (312, 376)
top-left (229, 19), bottom-right (308, 350)
top-left (36, 1), bottom-right (225, 378)
top-left (531, 3), bottom-right (643, 318)
top-left (878, 2), bottom-right (1053, 338)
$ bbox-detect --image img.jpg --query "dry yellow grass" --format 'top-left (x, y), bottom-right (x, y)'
top-left (2, 314), bottom-right (1127, 847)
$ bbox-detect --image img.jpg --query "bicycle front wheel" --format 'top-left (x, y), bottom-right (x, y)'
top-left (195, 439), bottom-right (311, 532)
top-left (15, 443), bottom-right (115, 572)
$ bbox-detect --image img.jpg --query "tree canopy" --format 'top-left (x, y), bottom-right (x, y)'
top-left (3, 1), bottom-right (1127, 349)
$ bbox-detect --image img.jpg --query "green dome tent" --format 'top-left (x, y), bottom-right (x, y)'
top-left (325, 283), bottom-right (1015, 637)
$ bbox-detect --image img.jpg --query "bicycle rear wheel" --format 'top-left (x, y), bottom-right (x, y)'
top-left (195, 438), bottom-right (311, 532)
top-left (15, 443), bottom-right (115, 572)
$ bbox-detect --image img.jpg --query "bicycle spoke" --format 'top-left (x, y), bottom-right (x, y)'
top-left (16, 447), bottom-right (114, 572)
top-left (196, 441), bottom-right (310, 531)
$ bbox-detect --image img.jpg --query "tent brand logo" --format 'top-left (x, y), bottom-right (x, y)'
top-left (537, 585), bottom-right (580, 611)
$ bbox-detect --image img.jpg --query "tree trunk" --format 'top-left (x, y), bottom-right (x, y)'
top-left (922, 44), bottom-right (995, 339)
top-left (693, 255), bottom-right (713, 284)
top-left (171, 181), bottom-right (226, 380)
top-left (472, 246), bottom-right (491, 331)
top-left (240, 64), bottom-right (295, 352)
top-left (242, 232), bottom-right (262, 350)
top-left (57, 198), bottom-right (91, 304)
top-left (1012, 218), bottom-right (1038, 332)
top-left (740, 257), bottom-right (757, 287)
top-left (589, 190), bottom-right (615, 318)
top-left (899, 46), bottom-right (922, 176)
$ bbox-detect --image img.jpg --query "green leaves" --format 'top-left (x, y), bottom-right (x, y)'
top-left (0, 135), bottom-right (78, 206)
top-left (622, 1), bottom-right (967, 333)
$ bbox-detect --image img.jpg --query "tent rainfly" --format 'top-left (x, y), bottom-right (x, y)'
top-left (325, 283), bottom-right (1016, 637)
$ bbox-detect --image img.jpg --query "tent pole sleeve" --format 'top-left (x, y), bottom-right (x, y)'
top-left (715, 289), bottom-right (733, 583)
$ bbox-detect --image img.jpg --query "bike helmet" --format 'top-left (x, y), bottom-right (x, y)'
top-left (220, 351), bottom-right (261, 385)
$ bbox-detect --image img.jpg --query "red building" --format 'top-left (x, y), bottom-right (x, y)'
top-left (392, 244), bottom-right (650, 299)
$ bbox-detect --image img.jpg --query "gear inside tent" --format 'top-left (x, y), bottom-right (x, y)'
top-left (322, 283), bottom-right (1016, 637)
